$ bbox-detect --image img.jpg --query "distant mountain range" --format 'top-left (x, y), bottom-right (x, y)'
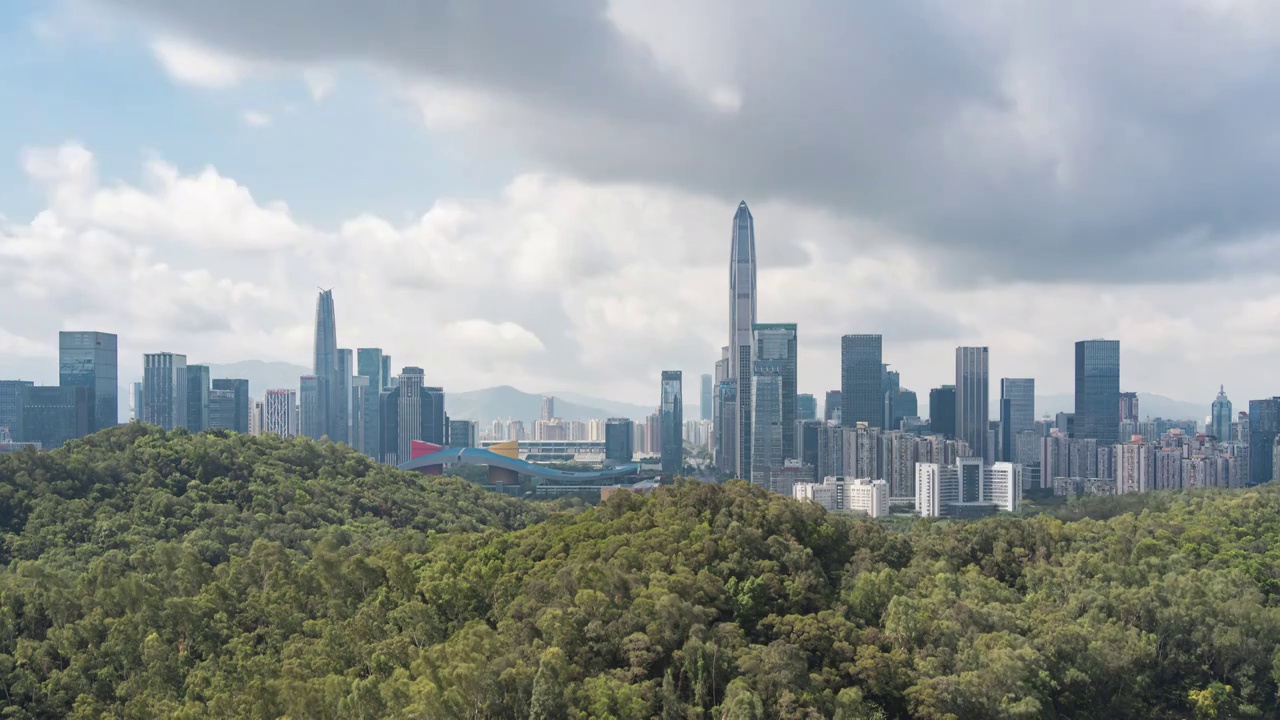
top-left (1034, 393), bottom-right (1206, 422)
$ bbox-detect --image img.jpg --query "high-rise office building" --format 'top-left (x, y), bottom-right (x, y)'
top-left (541, 396), bottom-right (555, 422)
top-left (841, 335), bottom-right (883, 428)
top-left (700, 374), bottom-right (714, 422)
top-left (754, 323), bottom-right (797, 459)
top-left (1249, 397), bottom-right (1280, 486)
top-left (728, 202), bottom-right (757, 480)
top-left (143, 353), bottom-right (188, 430)
top-left (397, 368), bottom-right (425, 462)
top-left (313, 289), bottom-right (342, 441)
top-left (0, 380), bottom-right (34, 438)
top-left (263, 389), bottom-right (297, 437)
top-left (336, 348), bottom-right (353, 445)
top-left (1074, 340), bottom-right (1120, 444)
top-left (660, 371), bottom-right (683, 474)
top-left (300, 376), bottom-right (322, 439)
top-left (749, 361), bottom-right (784, 490)
top-left (929, 385), bottom-right (956, 438)
top-left (357, 348), bottom-right (385, 459)
top-left (605, 418), bottom-right (634, 464)
top-left (186, 364), bottom-right (210, 433)
top-left (211, 379), bottom-right (250, 434)
top-left (713, 347), bottom-right (730, 471)
top-left (379, 386), bottom-right (400, 465)
top-left (887, 389), bottom-right (918, 431)
top-left (797, 394), bottom-right (817, 422)
top-left (449, 419), bottom-right (478, 448)
top-left (208, 389), bottom-right (237, 431)
top-left (380, 356), bottom-right (392, 390)
top-left (1210, 386), bottom-right (1232, 441)
top-left (58, 331), bottom-right (117, 432)
top-left (716, 381), bottom-right (738, 475)
top-left (350, 376), bottom-right (370, 452)
top-left (955, 347), bottom-right (989, 461)
top-left (824, 390), bottom-right (842, 423)
top-left (1119, 391), bottom-right (1140, 423)
top-left (999, 378), bottom-right (1035, 462)
top-left (17, 386), bottom-right (92, 449)
top-left (422, 385), bottom-right (447, 446)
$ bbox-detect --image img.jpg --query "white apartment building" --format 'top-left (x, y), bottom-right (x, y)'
top-left (793, 476), bottom-right (889, 518)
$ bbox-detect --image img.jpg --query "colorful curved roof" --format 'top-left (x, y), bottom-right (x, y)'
top-left (398, 446), bottom-right (639, 482)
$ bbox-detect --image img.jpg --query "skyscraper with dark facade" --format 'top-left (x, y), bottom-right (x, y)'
top-left (605, 418), bottom-right (635, 464)
top-left (336, 348), bottom-right (353, 445)
top-left (955, 348), bottom-right (989, 459)
top-left (824, 390), bottom-right (842, 423)
top-left (754, 323), bottom-right (797, 459)
top-left (143, 352), bottom-right (187, 430)
top-left (58, 331), bottom-right (117, 432)
top-left (0, 380), bottom-right (34, 439)
top-left (797, 394), bottom-right (817, 422)
top-left (1119, 391), bottom-right (1140, 424)
top-left (211, 378), bottom-right (250, 433)
top-left (700, 374), bottom-right (713, 422)
top-left (1249, 397), bottom-right (1280, 485)
top-left (449, 419), bottom-right (478, 448)
top-left (660, 371), bottom-right (683, 474)
top-left (1210, 387), bottom-right (1232, 441)
top-left (17, 385), bottom-right (92, 449)
top-left (1074, 340), bottom-right (1120, 444)
top-left (999, 378), bottom-right (1035, 461)
top-left (357, 348), bottom-right (385, 458)
top-left (749, 361), bottom-right (783, 489)
top-left (728, 202), bottom-right (757, 479)
top-left (186, 364), bottom-right (210, 433)
top-left (841, 335), bottom-right (883, 428)
top-left (300, 375), bottom-right (322, 440)
top-left (313, 289), bottom-right (341, 441)
top-left (929, 385), bottom-right (956, 438)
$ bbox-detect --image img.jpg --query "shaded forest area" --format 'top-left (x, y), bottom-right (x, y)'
top-left (1, 426), bottom-right (1278, 719)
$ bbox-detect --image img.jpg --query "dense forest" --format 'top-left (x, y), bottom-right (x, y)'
top-left (2, 427), bottom-right (1279, 719)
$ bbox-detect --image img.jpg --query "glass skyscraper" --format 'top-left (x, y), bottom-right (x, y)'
top-left (754, 323), bottom-right (797, 459)
top-left (824, 390), bottom-right (842, 423)
top-left (58, 331), bottom-right (117, 432)
top-left (357, 348), bottom-right (385, 458)
top-left (700, 374), bottom-right (713, 422)
top-left (186, 364), bottom-right (210, 433)
top-left (841, 334), bottom-right (883, 428)
top-left (999, 378), bottom-right (1035, 461)
top-left (0, 380), bottom-right (34, 439)
top-left (797, 394), bottom-right (817, 421)
top-left (300, 375), bottom-right (322, 440)
top-left (1249, 397), bottom-right (1280, 485)
top-left (660, 371), bottom-right (683, 474)
top-left (211, 378), bottom-right (250, 433)
top-left (1074, 340), bottom-right (1120, 444)
top-left (1210, 387), bottom-right (1232, 441)
top-left (313, 289), bottom-right (341, 441)
top-left (955, 347), bottom-right (989, 460)
top-left (336, 348), bottom-right (353, 445)
top-left (749, 360), bottom-right (784, 491)
top-left (605, 418), bottom-right (634, 464)
top-left (929, 385), bottom-right (956, 438)
top-left (728, 202), bottom-right (757, 479)
top-left (143, 352), bottom-right (187, 431)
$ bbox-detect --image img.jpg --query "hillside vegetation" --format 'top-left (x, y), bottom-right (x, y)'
top-left (1, 427), bottom-right (1279, 719)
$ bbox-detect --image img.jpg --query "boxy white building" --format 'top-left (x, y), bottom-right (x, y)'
top-left (793, 476), bottom-right (889, 518)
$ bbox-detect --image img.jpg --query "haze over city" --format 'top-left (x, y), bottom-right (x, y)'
top-left (4, 1), bottom-right (1280, 410)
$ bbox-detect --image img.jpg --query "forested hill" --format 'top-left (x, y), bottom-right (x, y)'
top-left (1, 430), bottom-right (1279, 718)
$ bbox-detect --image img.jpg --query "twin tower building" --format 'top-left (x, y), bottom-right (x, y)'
top-left (713, 202), bottom-right (798, 488)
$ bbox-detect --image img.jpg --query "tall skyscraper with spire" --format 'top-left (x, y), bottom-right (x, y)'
top-left (1210, 386), bottom-right (1232, 441)
top-left (728, 201), bottom-right (757, 479)
top-left (312, 289), bottom-right (341, 441)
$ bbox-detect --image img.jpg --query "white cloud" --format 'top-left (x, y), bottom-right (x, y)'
top-left (240, 110), bottom-right (273, 127)
top-left (150, 36), bottom-right (253, 88)
top-left (302, 68), bottom-right (336, 101)
top-left (5, 142), bottom-right (1280, 408)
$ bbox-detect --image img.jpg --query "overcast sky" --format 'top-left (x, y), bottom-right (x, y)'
top-left (2, 0), bottom-right (1279, 409)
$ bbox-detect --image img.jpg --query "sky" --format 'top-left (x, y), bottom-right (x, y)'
top-left (3, 0), bottom-right (1280, 410)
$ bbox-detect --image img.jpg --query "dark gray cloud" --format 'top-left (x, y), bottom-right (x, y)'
top-left (102, 0), bottom-right (1280, 284)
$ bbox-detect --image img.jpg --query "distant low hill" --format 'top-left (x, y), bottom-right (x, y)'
top-left (447, 386), bottom-right (687, 424)
top-left (1035, 392), bottom-right (1206, 422)
top-left (204, 360), bottom-right (312, 398)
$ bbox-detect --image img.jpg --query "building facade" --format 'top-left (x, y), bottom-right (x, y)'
top-left (210, 378), bottom-right (250, 434)
top-left (17, 385), bottom-right (92, 449)
top-left (955, 348), bottom-right (989, 460)
top-left (0, 380), bottom-right (34, 439)
top-left (929, 385), bottom-right (956, 438)
top-left (841, 334), bottom-right (883, 428)
top-left (727, 202), bottom-right (758, 481)
top-left (143, 352), bottom-right (188, 430)
top-left (1210, 386), bottom-right (1232, 441)
top-left (754, 323), bottom-right (798, 459)
top-left (660, 371), bottom-right (683, 474)
top-left (749, 361), bottom-right (783, 490)
top-left (605, 417), bottom-right (634, 463)
top-left (186, 364), bottom-right (210, 433)
top-left (58, 331), bottom-right (117, 432)
top-left (263, 389), bottom-right (297, 437)
top-left (1074, 340), bottom-right (1121, 444)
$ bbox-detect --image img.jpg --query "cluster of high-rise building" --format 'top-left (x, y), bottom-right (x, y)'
top-left (700, 202), bottom-right (1280, 518)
